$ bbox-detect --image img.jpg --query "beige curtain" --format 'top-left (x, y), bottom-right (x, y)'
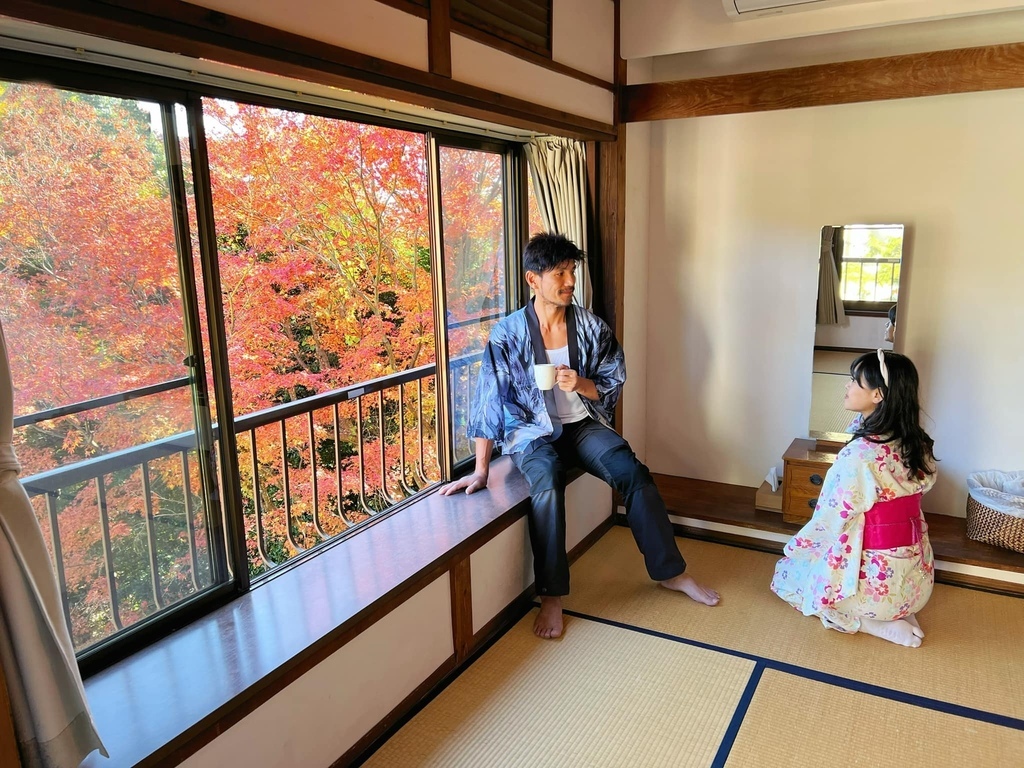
top-left (0, 319), bottom-right (106, 768)
top-left (816, 225), bottom-right (847, 326)
top-left (524, 137), bottom-right (592, 309)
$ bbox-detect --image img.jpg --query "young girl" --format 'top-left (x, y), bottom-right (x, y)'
top-left (771, 350), bottom-right (937, 647)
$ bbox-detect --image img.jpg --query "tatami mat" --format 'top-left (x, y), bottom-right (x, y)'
top-left (363, 611), bottom-right (754, 767)
top-left (813, 349), bottom-right (859, 375)
top-left (725, 670), bottom-right (1024, 767)
top-left (564, 528), bottom-right (1024, 719)
top-left (809, 371), bottom-right (853, 433)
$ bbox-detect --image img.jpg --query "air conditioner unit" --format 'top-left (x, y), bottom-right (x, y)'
top-left (723, 0), bottom-right (868, 19)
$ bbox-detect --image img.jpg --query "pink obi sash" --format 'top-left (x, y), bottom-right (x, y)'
top-left (862, 493), bottom-right (924, 549)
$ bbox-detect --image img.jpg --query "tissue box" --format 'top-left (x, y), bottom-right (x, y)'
top-left (755, 480), bottom-right (783, 513)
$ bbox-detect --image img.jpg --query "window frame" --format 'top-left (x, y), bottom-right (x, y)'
top-left (430, 133), bottom-right (526, 474)
top-left (0, 48), bottom-right (530, 675)
top-left (833, 224), bottom-right (904, 316)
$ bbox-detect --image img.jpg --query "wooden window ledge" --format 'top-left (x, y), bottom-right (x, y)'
top-left (81, 456), bottom-right (538, 768)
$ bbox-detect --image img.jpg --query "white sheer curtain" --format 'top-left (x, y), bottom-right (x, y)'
top-left (524, 137), bottom-right (592, 308)
top-left (816, 225), bottom-right (847, 326)
top-left (0, 319), bottom-right (105, 768)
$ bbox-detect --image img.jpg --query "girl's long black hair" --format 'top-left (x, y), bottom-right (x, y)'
top-left (850, 351), bottom-right (936, 478)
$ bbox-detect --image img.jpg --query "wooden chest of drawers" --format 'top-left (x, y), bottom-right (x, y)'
top-left (782, 438), bottom-right (842, 524)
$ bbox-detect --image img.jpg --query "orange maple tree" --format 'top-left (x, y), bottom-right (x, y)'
top-left (1, 82), bottom-right (511, 649)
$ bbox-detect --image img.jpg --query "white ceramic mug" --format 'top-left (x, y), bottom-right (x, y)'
top-left (533, 363), bottom-right (556, 391)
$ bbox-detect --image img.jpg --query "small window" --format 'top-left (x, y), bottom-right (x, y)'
top-left (835, 224), bottom-right (904, 314)
top-left (451, 0), bottom-right (553, 57)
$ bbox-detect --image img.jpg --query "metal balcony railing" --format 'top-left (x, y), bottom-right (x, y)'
top-left (17, 354), bottom-right (489, 650)
top-left (840, 258), bottom-right (901, 304)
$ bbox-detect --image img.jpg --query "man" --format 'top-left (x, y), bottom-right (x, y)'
top-left (441, 234), bottom-right (719, 639)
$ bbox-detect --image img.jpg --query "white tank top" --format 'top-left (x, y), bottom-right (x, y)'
top-left (544, 345), bottom-right (590, 424)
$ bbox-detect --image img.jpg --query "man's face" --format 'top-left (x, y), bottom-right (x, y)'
top-left (527, 260), bottom-right (577, 308)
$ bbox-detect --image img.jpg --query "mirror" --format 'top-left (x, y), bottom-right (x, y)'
top-left (809, 223), bottom-right (906, 436)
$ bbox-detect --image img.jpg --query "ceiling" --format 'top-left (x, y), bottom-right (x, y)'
top-left (621, 0), bottom-right (1024, 74)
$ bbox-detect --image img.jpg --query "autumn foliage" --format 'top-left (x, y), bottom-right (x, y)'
top-left (0, 81), bottom-right (512, 650)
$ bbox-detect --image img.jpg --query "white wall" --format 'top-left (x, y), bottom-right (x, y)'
top-left (814, 315), bottom-right (888, 349)
top-left (451, 36), bottom-right (614, 125)
top-left (622, 59), bottom-right (655, 461)
top-left (191, 0), bottom-right (430, 70)
top-left (553, 0), bottom-right (616, 83)
top-left (638, 88), bottom-right (1024, 518)
top-left (179, 575), bottom-right (454, 768)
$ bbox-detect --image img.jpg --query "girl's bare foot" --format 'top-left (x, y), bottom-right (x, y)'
top-left (534, 596), bottom-right (564, 639)
top-left (860, 617), bottom-right (924, 647)
top-left (659, 572), bottom-right (720, 606)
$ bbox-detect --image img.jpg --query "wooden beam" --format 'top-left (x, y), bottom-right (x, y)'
top-left (2, 0), bottom-right (615, 141)
top-left (597, 138), bottom-right (626, 345)
top-left (623, 41), bottom-right (1024, 122)
top-left (376, 0), bottom-right (430, 19)
top-left (428, 0), bottom-right (452, 78)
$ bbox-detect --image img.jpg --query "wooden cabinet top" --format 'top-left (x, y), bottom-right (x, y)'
top-left (783, 437), bottom-right (847, 465)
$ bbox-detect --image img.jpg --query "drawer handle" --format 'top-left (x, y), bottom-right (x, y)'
top-left (809, 474), bottom-right (823, 486)
top-left (807, 498), bottom-right (817, 509)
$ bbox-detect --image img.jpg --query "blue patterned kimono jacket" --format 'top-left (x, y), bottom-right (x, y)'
top-left (468, 299), bottom-right (626, 455)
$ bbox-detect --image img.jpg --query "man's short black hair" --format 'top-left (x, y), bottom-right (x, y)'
top-left (888, 304), bottom-right (897, 324)
top-left (523, 233), bottom-right (585, 275)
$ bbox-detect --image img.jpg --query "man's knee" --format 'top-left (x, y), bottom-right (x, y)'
top-left (598, 443), bottom-right (653, 495)
top-left (517, 455), bottom-right (565, 495)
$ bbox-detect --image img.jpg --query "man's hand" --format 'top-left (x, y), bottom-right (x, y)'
top-left (555, 364), bottom-right (578, 393)
top-left (439, 472), bottom-right (488, 496)
top-left (555, 365), bottom-right (599, 400)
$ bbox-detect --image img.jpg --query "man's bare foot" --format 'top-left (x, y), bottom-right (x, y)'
top-left (659, 572), bottom-right (720, 606)
top-left (860, 617), bottom-right (925, 648)
top-left (534, 596), bottom-right (563, 639)
top-left (904, 614), bottom-right (924, 636)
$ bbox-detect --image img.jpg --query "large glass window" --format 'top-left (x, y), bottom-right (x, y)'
top-left (0, 82), bottom-right (226, 653)
top-left (0, 62), bottom-right (525, 663)
top-left (202, 99), bottom-right (439, 577)
top-left (437, 145), bottom-right (509, 464)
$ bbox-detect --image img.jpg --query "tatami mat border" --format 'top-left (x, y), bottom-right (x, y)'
top-left (709, 664), bottom-right (764, 768)
top-left (558, 606), bottom-right (1024, 733)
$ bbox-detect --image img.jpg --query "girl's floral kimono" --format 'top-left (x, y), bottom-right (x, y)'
top-left (771, 435), bottom-right (936, 633)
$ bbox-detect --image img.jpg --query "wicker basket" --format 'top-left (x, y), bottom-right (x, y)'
top-left (966, 495), bottom-right (1024, 554)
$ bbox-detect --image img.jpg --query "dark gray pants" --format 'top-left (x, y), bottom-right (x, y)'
top-left (511, 418), bottom-right (686, 597)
